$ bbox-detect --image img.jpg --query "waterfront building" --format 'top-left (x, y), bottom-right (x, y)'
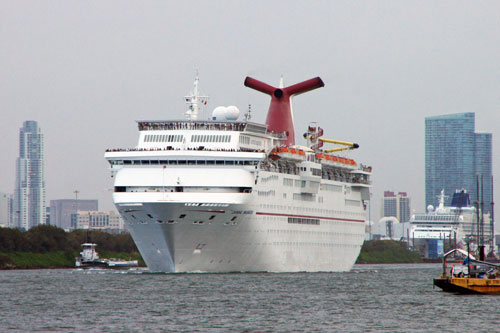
top-left (72, 211), bottom-right (124, 233)
top-left (50, 199), bottom-right (98, 231)
top-left (382, 191), bottom-right (411, 223)
top-left (425, 113), bottom-right (493, 214)
top-left (0, 192), bottom-right (13, 228)
top-left (13, 121), bottom-right (46, 230)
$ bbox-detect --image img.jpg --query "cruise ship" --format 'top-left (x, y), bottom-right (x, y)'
top-left (409, 189), bottom-right (493, 258)
top-left (104, 75), bottom-right (372, 272)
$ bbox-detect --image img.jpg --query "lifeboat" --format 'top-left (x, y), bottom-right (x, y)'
top-left (269, 147), bottom-right (280, 161)
top-left (315, 153), bottom-right (325, 160)
top-left (276, 146), bottom-right (305, 161)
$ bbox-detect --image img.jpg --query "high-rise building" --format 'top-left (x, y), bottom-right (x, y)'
top-left (382, 191), bottom-right (411, 223)
top-left (13, 121), bottom-right (46, 230)
top-left (425, 113), bottom-right (493, 214)
top-left (50, 199), bottom-right (98, 230)
top-left (0, 192), bottom-right (13, 228)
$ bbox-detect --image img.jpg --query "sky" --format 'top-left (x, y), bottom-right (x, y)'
top-left (1, 1), bottom-right (499, 223)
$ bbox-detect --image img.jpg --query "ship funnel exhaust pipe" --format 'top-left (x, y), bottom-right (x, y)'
top-left (244, 76), bottom-right (324, 145)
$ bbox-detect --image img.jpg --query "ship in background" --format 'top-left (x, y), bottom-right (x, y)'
top-left (408, 189), bottom-right (493, 259)
top-left (104, 74), bottom-right (372, 272)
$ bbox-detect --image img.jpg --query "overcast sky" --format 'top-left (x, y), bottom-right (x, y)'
top-left (1, 1), bottom-right (499, 221)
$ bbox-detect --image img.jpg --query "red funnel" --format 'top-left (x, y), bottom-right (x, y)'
top-left (244, 76), bottom-right (324, 145)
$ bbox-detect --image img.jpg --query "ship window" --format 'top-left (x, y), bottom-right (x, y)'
top-left (226, 161), bottom-right (234, 165)
top-left (141, 160), bottom-right (149, 165)
top-left (209, 215), bottom-right (216, 220)
top-left (196, 160), bottom-right (206, 165)
top-left (178, 160), bottom-right (187, 165)
top-left (216, 160), bottom-right (224, 165)
top-left (150, 160), bottom-right (159, 164)
top-left (123, 160), bottom-right (131, 165)
top-left (231, 216), bottom-right (237, 221)
top-left (207, 160), bottom-right (215, 165)
top-left (147, 214), bottom-right (153, 219)
top-left (179, 214), bottom-right (186, 219)
top-left (168, 160), bottom-right (177, 165)
top-left (188, 160), bottom-right (196, 165)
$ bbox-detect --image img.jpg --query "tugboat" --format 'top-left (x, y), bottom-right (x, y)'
top-left (433, 248), bottom-right (500, 294)
top-left (75, 243), bottom-right (138, 268)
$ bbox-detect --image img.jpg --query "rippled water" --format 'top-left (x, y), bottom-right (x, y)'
top-left (2, 264), bottom-right (500, 332)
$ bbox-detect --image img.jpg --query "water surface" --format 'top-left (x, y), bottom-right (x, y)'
top-left (1, 264), bottom-right (499, 332)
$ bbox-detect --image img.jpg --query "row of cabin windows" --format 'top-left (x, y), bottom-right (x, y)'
top-left (144, 134), bottom-right (183, 143)
top-left (288, 217), bottom-right (320, 225)
top-left (239, 136), bottom-right (250, 144)
top-left (191, 134), bottom-right (231, 143)
top-left (110, 160), bottom-right (259, 166)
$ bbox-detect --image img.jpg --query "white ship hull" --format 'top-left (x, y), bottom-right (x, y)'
top-left (113, 169), bottom-right (367, 273)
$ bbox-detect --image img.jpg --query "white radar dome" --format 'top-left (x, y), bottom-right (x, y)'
top-left (212, 106), bottom-right (227, 120)
top-left (225, 105), bottom-right (240, 120)
top-left (211, 105), bottom-right (240, 121)
top-left (427, 205), bottom-right (434, 213)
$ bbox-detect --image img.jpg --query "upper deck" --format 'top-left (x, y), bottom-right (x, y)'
top-left (137, 120), bottom-right (269, 134)
top-left (110, 120), bottom-right (284, 152)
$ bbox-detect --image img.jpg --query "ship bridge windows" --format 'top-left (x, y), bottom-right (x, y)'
top-left (191, 134), bottom-right (231, 143)
top-left (144, 134), bottom-right (184, 143)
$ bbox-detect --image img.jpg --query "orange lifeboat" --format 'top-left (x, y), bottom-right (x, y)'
top-left (269, 148), bottom-right (280, 160)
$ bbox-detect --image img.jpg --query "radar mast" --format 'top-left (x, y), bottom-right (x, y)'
top-left (185, 72), bottom-right (209, 120)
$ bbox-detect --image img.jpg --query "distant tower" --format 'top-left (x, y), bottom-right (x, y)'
top-left (244, 76), bottom-right (324, 145)
top-left (13, 121), bottom-right (46, 230)
top-left (425, 113), bottom-right (492, 213)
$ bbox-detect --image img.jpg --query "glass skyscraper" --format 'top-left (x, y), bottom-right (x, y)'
top-left (13, 121), bottom-right (46, 230)
top-left (425, 113), bottom-right (492, 214)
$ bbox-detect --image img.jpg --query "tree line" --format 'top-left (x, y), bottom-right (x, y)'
top-left (0, 225), bottom-right (137, 253)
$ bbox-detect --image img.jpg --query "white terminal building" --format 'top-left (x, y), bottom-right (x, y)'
top-left (72, 211), bottom-right (124, 233)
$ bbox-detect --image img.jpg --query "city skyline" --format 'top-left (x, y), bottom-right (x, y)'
top-left (1, 2), bottom-right (499, 224)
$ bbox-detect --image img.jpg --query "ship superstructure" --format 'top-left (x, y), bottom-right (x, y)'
top-left (409, 189), bottom-right (493, 258)
top-left (105, 75), bottom-right (372, 272)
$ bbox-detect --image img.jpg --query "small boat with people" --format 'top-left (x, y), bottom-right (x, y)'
top-left (433, 248), bottom-right (500, 294)
top-left (75, 243), bottom-right (139, 268)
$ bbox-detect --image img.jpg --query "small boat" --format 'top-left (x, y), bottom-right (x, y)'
top-left (433, 248), bottom-right (500, 294)
top-left (75, 243), bottom-right (138, 268)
